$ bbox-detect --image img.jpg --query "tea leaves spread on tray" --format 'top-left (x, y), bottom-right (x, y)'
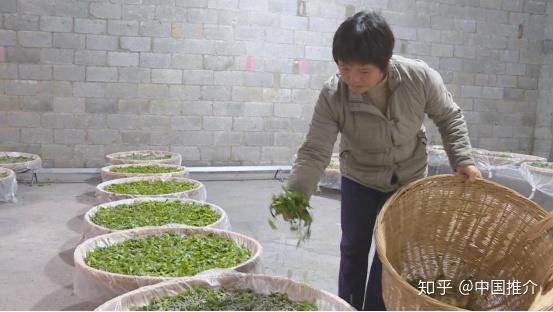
top-left (91, 200), bottom-right (220, 230)
top-left (131, 288), bottom-right (317, 311)
top-left (84, 233), bottom-right (250, 277)
top-left (104, 180), bottom-right (197, 195)
top-left (110, 166), bottom-right (183, 174)
top-left (0, 155), bottom-right (33, 164)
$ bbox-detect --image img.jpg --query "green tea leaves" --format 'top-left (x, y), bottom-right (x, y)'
top-left (104, 180), bottom-right (197, 195)
top-left (91, 200), bottom-right (220, 230)
top-left (84, 233), bottom-right (250, 277)
top-left (0, 156), bottom-right (32, 164)
top-left (269, 188), bottom-right (312, 246)
top-left (131, 287), bottom-right (317, 311)
top-left (110, 166), bottom-right (183, 174)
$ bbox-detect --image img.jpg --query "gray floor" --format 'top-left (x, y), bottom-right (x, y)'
top-left (1, 168), bottom-right (552, 310)
top-left (0, 177), bottom-right (343, 310)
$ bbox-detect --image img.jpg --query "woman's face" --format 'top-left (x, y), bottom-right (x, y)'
top-left (337, 60), bottom-right (386, 94)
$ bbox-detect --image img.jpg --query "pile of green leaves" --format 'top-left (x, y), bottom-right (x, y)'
top-left (84, 233), bottom-right (250, 277)
top-left (269, 188), bottom-right (312, 246)
top-left (104, 180), bottom-right (197, 195)
top-left (131, 288), bottom-right (317, 311)
top-left (530, 162), bottom-right (553, 169)
top-left (91, 200), bottom-right (220, 230)
top-left (115, 153), bottom-right (171, 161)
top-left (0, 155), bottom-right (32, 164)
top-left (111, 165), bottom-right (183, 174)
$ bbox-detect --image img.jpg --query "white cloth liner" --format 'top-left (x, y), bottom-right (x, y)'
top-left (471, 148), bottom-right (546, 179)
top-left (95, 176), bottom-right (207, 203)
top-left (0, 152), bottom-right (42, 171)
top-left (100, 164), bottom-right (189, 182)
top-left (105, 150), bottom-right (182, 166)
top-left (82, 197), bottom-right (231, 239)
top-left (73, 227), bottom-right (263, 303)
top-left (94, 272), bottom-right (355, 311)
top-left (519, 162), bottom-right (553, 200)
top-left (0, 168), bottom-right (17, 203)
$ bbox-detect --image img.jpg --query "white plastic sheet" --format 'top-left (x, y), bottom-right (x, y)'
top-left (0, 151), bottom-right (42, 171)
top-left (73, 227), bottom-right (263, 303)
top-left (519, 162), bottom-right (553, 200)
top-left (471, 148), bottom-right (546, 179)
top-left (427, 145), bottom-right (452, 175)
top-left (318, 154), bottom-right (341, 190)
top-left (95, 176), bottom-right (207, 203)
top-left (82, 197), bottom-right (231, 239)
top-left (0, 168), bottom-right (17, 203)
top-left (105, 151), bottom-right (182, 166)
top-left (94, 272), bottom-right (355, 311)
top-left (101, 164), bottom-right (189, 182)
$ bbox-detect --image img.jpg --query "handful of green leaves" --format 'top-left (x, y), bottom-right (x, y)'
top-left (268, 188), bottom-right (312, 246)
top-left (90, 200), bottom-right (220, 230)
top-left (104, 180), bottom-right (197, 195)
top-left (326, 160), bottom-right (340, 170)
top-left (0, 155), bottom-right (33, 164)
top-left (530, 162), bottom-right (553, 169)
top-left (84, 233), bottom-right (251, 277)
top-left (131, 287), bottom-right (317, 311)
top-left (111, 165), bottom-right (183, 174)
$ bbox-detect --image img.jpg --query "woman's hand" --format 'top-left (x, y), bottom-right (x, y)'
top-left (456, 165), bottom-right (482, 183)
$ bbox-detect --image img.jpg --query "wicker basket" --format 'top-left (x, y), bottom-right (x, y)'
top-left (375, 175), bottom-right (553, 310)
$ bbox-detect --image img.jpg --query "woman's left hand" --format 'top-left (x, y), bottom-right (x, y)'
top-left (456, 165), bottom-right (482, 183)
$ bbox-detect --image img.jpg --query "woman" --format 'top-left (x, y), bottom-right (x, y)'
top-left (284, 11), bottom-right (482, 310)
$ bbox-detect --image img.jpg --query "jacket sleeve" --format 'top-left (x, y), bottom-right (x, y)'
top-left (424, 66), bottom-right (475, 169)
top-left (286, 89), bottom-right (339, 200)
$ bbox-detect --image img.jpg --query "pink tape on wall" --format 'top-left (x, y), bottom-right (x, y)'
top-left (299, 60), bottom-right (308, 75)
top-left (246, 55), bottom-right (253, 71)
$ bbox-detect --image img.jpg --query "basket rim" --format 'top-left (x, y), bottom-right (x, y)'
top-left (374, 174), bottom-right (547, 310)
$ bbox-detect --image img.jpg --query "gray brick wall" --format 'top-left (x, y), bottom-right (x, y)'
top-left (0, 0), bottom-right (550, 167)
top-left (532, 1), bottom-right (553, 159)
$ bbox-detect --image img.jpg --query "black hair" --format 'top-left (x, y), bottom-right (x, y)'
top-left (332, 11), bottom-right (395, 71)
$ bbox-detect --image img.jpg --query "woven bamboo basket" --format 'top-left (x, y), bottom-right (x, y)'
top-left (375, 175), bottom-right (553, 310)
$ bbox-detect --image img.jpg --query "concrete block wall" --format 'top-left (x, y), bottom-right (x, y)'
top-left (532, 1), bottom-right (553, 159)
top-left (0, 0), bottom-right (550, 167)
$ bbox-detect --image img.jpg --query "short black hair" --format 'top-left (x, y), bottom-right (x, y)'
top-left (332, 11), bottom-right (395, 71)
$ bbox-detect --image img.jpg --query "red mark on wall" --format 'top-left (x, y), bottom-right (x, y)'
top-left (246, 55), bottom-right (253, 71)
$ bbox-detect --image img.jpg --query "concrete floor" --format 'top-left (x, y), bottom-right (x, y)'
top-left (0, 177), bottom-right (344, 310)
top-left (1, 168), bottom-right (552, 310)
